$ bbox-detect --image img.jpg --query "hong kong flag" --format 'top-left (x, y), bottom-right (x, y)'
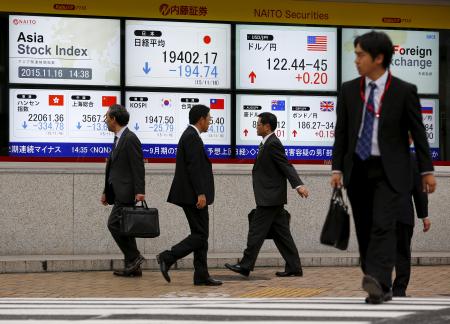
top-left (48, 95), bottom-right (64, 106)
top-left (102, 95), bottom-right (117, 107)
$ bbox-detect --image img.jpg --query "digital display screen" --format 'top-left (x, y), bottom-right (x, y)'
top-left (420, 98), bottom-right (439, 159)
top-left (126, 20), bottom-right (231, 89)
top-left (9, 15), bottom-right (120, 86)
top-left (236, 94), bottom-right (337, 160)
top-left (236, 24), bottom-right (337, 91)
top-left (9, 88), bottom-right (120, 157)
top-left (126, 92), bottom-right (231, 158)
top-left (342, 28), bottom-right (439, 94)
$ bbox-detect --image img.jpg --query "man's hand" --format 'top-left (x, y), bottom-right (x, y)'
top-left (422, 217), bottom-right (431, 232)
top-left (135, 194), bottom-right (145, 202)
top-left (422, 174), bottom-right (436, 194)
top-left (330, 173), bottom-right (342, 188)
top-left (196, 194), bottom-right (207, 209)
top-left (296, 186), bottom-right (309, 198)
top-left (100, 193), bottom-right (108, 206)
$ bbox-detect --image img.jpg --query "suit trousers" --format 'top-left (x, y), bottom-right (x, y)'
top-left (240, 205), bottom-right (301, 272)
top-left (107, 204), bottom-right (141, 263)
top-left (347, 156), bottom-right (401, 291)
top-left (393, 222), bottom-right (414, 294)
top-left (163, 205), bottom-right (210, 281)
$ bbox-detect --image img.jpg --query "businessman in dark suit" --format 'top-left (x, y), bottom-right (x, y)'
top-left (331, 31), bottom-right (436, 304)
top-left (157, 104), bottom-right (222, 286)
top-left (393, 146), bottom-right (431, 297)
top-left (101, 104), bottom-right (145, 277)
top-left (225, 112), bottom-right (309, 278)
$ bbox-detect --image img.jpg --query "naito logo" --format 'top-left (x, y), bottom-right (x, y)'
top-left (159, 4), bottom-right (171, 16)
top-left (12, 18), bottom-right (36, 25)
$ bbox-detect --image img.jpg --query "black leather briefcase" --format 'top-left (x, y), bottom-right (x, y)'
top-left (320, 187), bottom-right (350, 250)
top-left (119, 200), bottom-right (160, 238)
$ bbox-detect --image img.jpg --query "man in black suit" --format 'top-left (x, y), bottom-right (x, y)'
top-left (331, 31), bottom-right (436, 304)
top-left (157, 104), bottom-right (222, 286)
top-left (101, 104), bottom-right (145, 277)
top-left (393, 143), bottom-right (431, 297)
top-left (225, 112), bottom-right (309, 278)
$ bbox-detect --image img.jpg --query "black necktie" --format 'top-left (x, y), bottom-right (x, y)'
top-left (111, 136), bottom-right (118, 159)
top-left (257, 142), bottom-right (264, 157)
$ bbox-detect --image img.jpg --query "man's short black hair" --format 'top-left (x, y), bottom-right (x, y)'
top-left (258, 112), bottom-right (277, 131)
top-left (354, 31), bottom-right (394, 69)
top-left (108, 104), bottom-right (130, 126)
top-left (189, 104), bottom-right (210, 124)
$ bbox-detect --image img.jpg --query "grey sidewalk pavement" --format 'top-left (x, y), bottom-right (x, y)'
top-left (0, 265), bottom-right (449, 299)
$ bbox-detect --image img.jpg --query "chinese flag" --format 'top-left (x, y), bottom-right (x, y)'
top-left (102, 96), bottom-right (117, 107)
top-left (48, 95), bottom-right (64, 106)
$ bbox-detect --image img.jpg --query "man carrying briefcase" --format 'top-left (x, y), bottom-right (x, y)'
top-left (101, 104), bottom-right (146, 277)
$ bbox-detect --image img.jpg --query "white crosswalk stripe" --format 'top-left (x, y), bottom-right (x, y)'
top-left (0, 297), bottom-right (449, 323)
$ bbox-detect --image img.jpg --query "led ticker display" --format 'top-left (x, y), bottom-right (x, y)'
top-left (342, 28), bottom-right (439, 94)
top-left (126, 20), bottom-right (231, 89)
top-left (9, 15), bottom-right (120, 86)
top-left (236, 94), bottom-right (337, 160)
top-left (236, 24), bottom-right (337, 91)
top-left (9, 89), bottom-right (120, 157)
top-left (126, 92), bottom-right (231, 158)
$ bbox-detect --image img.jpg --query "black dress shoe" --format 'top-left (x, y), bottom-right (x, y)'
top-left (275, 270), bottom-right (303, 277)
top-left (224, 263), bottom-right (250, 277)
top-left (363, 275), bottom-right (391, 304)
top-left (125, 255), bottom-right (145, 272)
top-left (194, 277), bottom-right (223, 286)
top-left (113, 267), bottom-right (142, 277)
top-left (156, 254), bottom-right (171, 283)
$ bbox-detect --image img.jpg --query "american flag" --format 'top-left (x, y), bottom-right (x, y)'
top-left (307, 35), bottom-right (327, 51)
top-left (320, 101), bottom-right (334, 111)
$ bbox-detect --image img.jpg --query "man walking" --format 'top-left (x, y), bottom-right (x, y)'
top-left (101, 104), bottom-right (145, 277)
top-left (330, 31), bottom-right (436, 304)
top-left (157, 104), bottom-right (222, 286)
top-left (225, 112), bottom-right (309, 278)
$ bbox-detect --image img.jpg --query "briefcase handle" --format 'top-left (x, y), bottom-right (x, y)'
top-left (332, 188), bottom-right (347, 208)
top-left (133, 200), bottom-right (149, 209)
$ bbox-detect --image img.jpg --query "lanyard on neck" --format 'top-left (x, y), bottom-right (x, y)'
top-left (359, 72), bottom-right (392, 118)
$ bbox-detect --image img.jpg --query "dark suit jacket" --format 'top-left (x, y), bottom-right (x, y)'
top-left (253, 133), bottom-right (303, 206)
top-left (399, 153), bottom-right (428, 225)
top-left (167, 126), bottom-right (214, 206)
top-left (104, 127), bottom-right (145, 205)
top-left (332, 75), bottom-right (434, 193)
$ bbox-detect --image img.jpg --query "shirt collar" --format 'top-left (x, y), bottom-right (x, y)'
top-left (365, 69), bottom-right (389, 90)
top-left (262, 132), bottom-right (274, 144)
top-left (189, 124), bottom-right (201, 136)
top-left (115, 126), bottom-right (127, 139)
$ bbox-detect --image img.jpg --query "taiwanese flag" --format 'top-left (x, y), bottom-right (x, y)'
top-left (48, 95), bottom-right (64, 106)
top-left (102, 95), bottom-right (117, 107)
top-left (210, 98), bottom-right (224, 109)
top-left (421, 106), bottom-right (433, 114)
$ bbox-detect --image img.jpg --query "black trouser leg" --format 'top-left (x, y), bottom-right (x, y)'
top-left (393, 222), bottom-right (414, 295)
top-left (165, 205), bottom-right (210, 281)
top-left (271, 211), bottom-right (301, 273)
top-left (240, 205), bottom-right (281, 271)
top-left (107, 204), bottom-right (140, 263)
top-left (348, 157), bottom-right (399, 292)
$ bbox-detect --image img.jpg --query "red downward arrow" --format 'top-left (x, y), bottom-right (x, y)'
top-left (243, 129), bottom-right (249, 136)
top-left (248, 71), bottom-right (256, 83)
top-left (292, 130), bottom-right (298, 137)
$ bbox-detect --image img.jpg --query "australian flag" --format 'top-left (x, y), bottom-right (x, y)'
top-left (271, 100), bottom-right (285, 111)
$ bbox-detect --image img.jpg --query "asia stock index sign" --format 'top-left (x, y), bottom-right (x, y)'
top-left (9, 15), bottom-right (120, 86)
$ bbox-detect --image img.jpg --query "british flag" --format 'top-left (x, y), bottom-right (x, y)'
top-left (320, 101), bottom-right (334, 112)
